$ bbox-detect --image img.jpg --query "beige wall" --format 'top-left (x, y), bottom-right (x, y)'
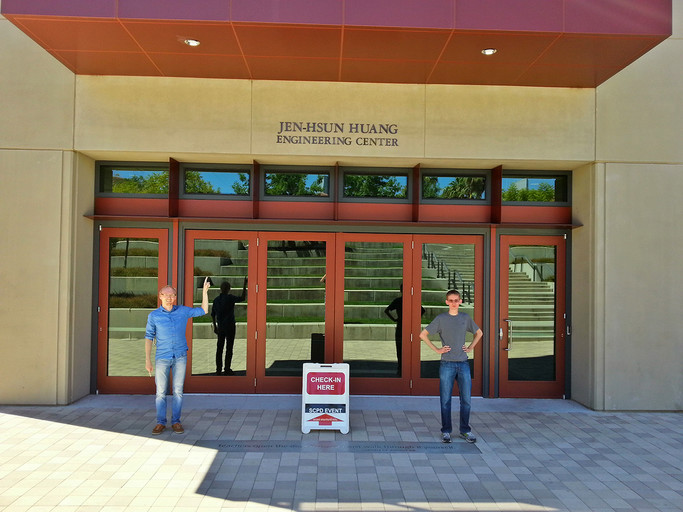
top-left (424, 85), bottom-right (594, 163)
top-left (572, 162), bottom-right (683, 411)
top-left (74, 76), bottom-right (594, 169)
top-left (75, 77), bottom-right (253, 159)
top-left (58, 152), bottom-right (95, 403)
top-left (0, 149), bottom-right (95, 404)
top-left (602, 163), bottom-right (682, 410)
top-left (576, 0), bottom-right (683, 410)
top-left (570, 163), bottom-right (604, 409)
top-left (0, 14), bottom-right (75, 150)
top-left (0, 14), bottom-right (94, 404)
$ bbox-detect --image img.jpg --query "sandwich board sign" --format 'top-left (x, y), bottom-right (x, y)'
top-left (301, 363), bottom-right (350, 434)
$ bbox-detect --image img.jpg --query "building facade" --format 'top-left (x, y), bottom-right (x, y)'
top-left (1, 0), bottom-right (681, 410)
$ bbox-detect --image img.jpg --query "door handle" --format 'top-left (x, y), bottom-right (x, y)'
top-left (503, 319), bottom-right (512, 351)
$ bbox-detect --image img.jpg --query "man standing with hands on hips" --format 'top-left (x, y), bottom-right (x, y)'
top-left (420, 289), bottom-right (483, 443)
top-left (145, 277), bottom-right (211, 435)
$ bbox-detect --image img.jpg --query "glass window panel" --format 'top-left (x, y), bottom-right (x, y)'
top-left (184, 170), bottom-right (250, 196)
top-left (343, 241), bottom-right (404, 377)
top-left (191, 239), bottom-right (249, 376)
top-left (420, 243), bottom-right (476, 379)
top-left (107, 237), bottom-right (159, 376)
top-left (265, 240), bottom-right (327, 376)
top-left (99, 166), bottom-right (169, 194)
top-left (507, 245), bottom-right (556, 381)
top-left (422, 176), bottom-right (486, 200)
top-left (264, 173), bottom-right (330, 197)
top-left (343, 174), bottom-right (408, 199)
top-left (502, 176), bottom-right (568, 202)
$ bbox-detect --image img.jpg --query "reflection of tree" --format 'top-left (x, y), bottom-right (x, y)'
top-left (503, 182), bottom-right (555, 202)
top-left (423, 177), bottom-right (485, 199)
top-left (231, 173), bottom-right (250, 195)
top-left (265, 174), bottom-right (326, 196)
top-left (112, 170), bottom-right (220, 194)
top-left (344, 175), bottom-right (406, 198)
top-left (185, 171), bottom-right (221, 194)
top-left (112, 172), bottom-right (169, 194)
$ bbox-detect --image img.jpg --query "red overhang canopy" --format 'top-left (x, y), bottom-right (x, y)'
top-left (1, 0), bottom-right (672, 87)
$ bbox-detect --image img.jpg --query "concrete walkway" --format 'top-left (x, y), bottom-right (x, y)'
top-left (0, 395), bottom-right (681, 511)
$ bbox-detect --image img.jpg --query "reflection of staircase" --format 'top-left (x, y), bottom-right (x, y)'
top-left (341, 242), bottom-right (476, 334)
top-left (423, 244), bottom-right (475, 304)
top-left (342, 243), bottom-right (407, 330)
top-left (507, 271), bottom-right (555, 342)
top-left (107, 240), bottom-right (476, 340)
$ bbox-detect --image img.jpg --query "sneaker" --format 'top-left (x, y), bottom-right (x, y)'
top-left (459, 432), bottom-right (477, 443)
top-left (441, 432), bottom-right (451, 443)
top-left (171, 423), bottom-right (184, 434)
top-left (152, 424), bottom-right (165, 435)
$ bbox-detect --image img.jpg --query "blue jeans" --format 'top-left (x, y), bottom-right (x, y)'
top-left (439, 360), bottom-right (472, 434)
top-left (155, 356), bottom-right (187, 425)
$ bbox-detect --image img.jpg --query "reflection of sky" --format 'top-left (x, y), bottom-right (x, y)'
top-left (113, 170), bottom-right (164, 179)
top-left (502, 178), bottom-right (556, 190)
top-left (433, 177), bottom-right (453, 188)
top-left (112, 170), bottom-right (247, 194)
top-left (303, 174), bottom-right (328, 188)
top-left (195, 171), bottom-right (248, 194)
top-left (432, 176), bottom-right (484, 188)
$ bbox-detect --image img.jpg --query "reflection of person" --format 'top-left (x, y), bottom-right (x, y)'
top-left (419, 289), bottom-right (483, 444)
top-left (211, 278), bottom-right (247, 375)
top-left (384, 284), bottom-right (425, 376)
top-left (145, 278), bottom-right (210, 435)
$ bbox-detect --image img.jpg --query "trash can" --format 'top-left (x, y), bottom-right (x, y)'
top-left (310, 333), bottom-right (325, 363)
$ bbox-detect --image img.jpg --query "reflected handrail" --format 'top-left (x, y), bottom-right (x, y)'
top-left (422, 245), bottom-right (474, 304)
top-left (509, 250), bottom-right (555, 282)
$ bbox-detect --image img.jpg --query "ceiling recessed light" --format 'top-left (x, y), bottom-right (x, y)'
top-left (481, 48), bottom-right (497, 56)
top-left (183, 38), bottom-right (201, 47)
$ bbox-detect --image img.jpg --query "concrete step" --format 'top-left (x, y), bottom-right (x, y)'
top-left (345, 257), bottom-right (403, 265)
top-left (264, 257), bottom-right (326, 266)
top-left (109, 255), bottom-right (159, 269)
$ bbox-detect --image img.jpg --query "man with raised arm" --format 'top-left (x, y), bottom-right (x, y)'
top-left (145, 277), bottom-right (211, 435)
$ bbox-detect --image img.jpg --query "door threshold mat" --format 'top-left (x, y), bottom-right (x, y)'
top-left (196, 439), bottom-right (481, 454)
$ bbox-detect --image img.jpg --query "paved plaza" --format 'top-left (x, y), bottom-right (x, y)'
top-left (0, 395), bottom-right (681, 512)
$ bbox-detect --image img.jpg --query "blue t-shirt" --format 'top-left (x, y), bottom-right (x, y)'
top-left (425, 311), bottom-right (479, 362)
top-left (145, 305), bottom-right (205, 360)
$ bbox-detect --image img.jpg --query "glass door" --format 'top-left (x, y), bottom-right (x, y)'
top-left (499, 235), bottom-right (566, 398)
top-left (411, 236), bottom-right (485, 396)
top-left (334, 234), bottom-right (412, 395)
top-left (255, 233), bottom-right (334, 393)
top-left (97, 228), bottom-right (168, 393)
top-left (184, 231), bottom-right (256, 393)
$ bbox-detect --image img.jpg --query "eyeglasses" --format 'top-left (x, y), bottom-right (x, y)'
top-left (446, 298), bottom-right (461, 303)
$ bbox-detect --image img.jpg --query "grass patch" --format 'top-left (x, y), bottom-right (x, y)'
top-left (111, 268), bottom-right (157, 277)
top-left (195, 249), bottom-right (232, 258)
top-left (109, 293), bottom-right (157, 308)
top-left (110, 248), bottom-right (158, 257)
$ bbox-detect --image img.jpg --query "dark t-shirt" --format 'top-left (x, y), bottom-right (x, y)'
top-left (386, 297), bottom-right (426, 322)
top-left (387, 296), bottom-right (402, 319)
top-left (425, 311), bottom-right (479, 362)
top-left (211, 293), bottom-right (241, 328)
